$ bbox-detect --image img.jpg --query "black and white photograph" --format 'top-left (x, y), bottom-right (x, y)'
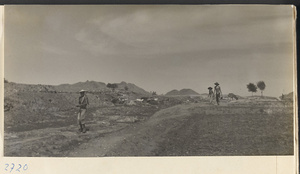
top-left (3, 5), bottom-right (296, 157)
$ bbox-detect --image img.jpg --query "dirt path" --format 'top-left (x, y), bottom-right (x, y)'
top-left (68, 102), bottom-right (293, 156)
top-left (68, 103), bottom-right (201, 156)
top-left (4, 120), bottom-right (129, 157)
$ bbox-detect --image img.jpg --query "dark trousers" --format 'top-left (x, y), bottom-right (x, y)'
top-left (216, 93), bottom-right (220, 104)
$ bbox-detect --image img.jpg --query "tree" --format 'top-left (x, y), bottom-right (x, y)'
top-left (4, 78), bottom-right (8, 83)
top-left (257, 81), bottom-right (266, 96)
top-left (247, 83), bottom-right (257, 96)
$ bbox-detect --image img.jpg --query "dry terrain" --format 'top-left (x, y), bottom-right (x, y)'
top-left (4, 82), bottom-right (294, 157)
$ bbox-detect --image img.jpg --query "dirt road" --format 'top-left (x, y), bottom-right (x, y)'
top-left (68, 102), bottom-right (294, 156)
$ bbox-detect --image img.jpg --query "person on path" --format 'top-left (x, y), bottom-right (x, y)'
top-left (76, 89), bottom-right (89, 133)
top-left (214, 82), bottom-right (223, 105)
top-left (208, 87), bottom-right (214, 103)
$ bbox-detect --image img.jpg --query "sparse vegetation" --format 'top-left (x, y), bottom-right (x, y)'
top-left (228, 93), bottom-right (238, 100)
top-left (4, 81), bottom-right (294, 157)
top-left (111, 98), bottom-right (119, 104)
top-left (124, 86), bottom-right (129, 91)
top-left (107, 83), bottom-right (118, 92)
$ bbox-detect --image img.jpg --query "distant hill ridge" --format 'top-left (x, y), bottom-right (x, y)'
top-left (56, 81), bottom-right (150, 95)
top-left (55, 81), bottom-right (107, 92)
top-left (165, 89), bottom-right (199, 96)
top-left (6, 80), bottom-right (150, 95)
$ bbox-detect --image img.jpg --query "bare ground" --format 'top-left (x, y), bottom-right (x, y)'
top-left (4, 101), bottom-right (294, 157)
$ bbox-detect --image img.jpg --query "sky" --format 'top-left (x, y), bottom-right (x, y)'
top-left (4, 5), bottom-right (295, 97)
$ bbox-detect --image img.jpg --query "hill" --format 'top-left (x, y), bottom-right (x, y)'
top-left (55, 81), bottom-right (107, 92)
top-left (4, 80), bottom-right (152, 131)
top-left (165, 89), bottom-right (199, 96)
top-left (115, 81), bottom-right (150, 96)
top-left (54, 80), bottom-right (150, 96)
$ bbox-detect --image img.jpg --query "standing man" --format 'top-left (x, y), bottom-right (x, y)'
top-left (76, 89), bottom-right (89, 133)
top-left (214, 82), bottom-right (223, 105)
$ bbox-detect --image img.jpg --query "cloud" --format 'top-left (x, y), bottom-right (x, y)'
top-left (4, 5), bottom-right (294, 96)
top-left (65, 5), bottom-right (292, 59)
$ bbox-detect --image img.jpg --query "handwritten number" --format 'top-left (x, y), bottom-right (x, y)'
top-left (10, 163), bottom-right (15, 173)
top-left (23, 164), bottom-right (28, 171)
top-left (5, 164), bottom-right (9, 171)
top-left (4, 163), bottom-right (28, 172)
top-left (16, 164), bottom-right (21, 172)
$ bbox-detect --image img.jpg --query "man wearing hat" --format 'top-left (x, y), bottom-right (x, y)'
top-left (214, 82), bottom-right (223, 105)
top-left (207, 87), bottom-right (214, 103)
top-left (76, 90), bottom-right (89, 133)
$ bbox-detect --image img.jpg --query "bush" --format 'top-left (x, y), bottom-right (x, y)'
top-left (111, 98), bottom-right (119, 104)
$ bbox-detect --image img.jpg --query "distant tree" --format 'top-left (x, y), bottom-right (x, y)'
top-left (4, 78), bottom-right (8, 83)
top-left (247, 83), bottom-right (257, 96)
top-left (152, 91), bottom-right (157, 96)
top-left (257, 81), bottom-right (266, 96)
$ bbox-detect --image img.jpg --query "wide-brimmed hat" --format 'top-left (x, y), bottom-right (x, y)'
top-left (208, 87), bottom-right (213, 89)
top-left (214, 82), bottom-right (219, 85)
top-left (79, 89), bottom-right (87, 93)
